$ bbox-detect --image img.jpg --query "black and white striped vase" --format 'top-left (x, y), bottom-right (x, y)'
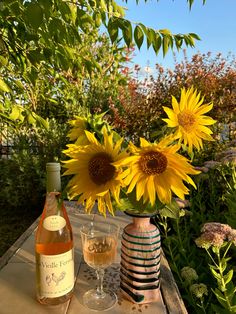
top-left (120, 214), bottom-right (161, 304)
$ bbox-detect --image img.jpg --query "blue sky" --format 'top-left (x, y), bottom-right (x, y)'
top-left (117, 0), bottom-right (236, 72)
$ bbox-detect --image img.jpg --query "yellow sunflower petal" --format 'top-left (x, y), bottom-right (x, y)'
top-left (154, 177), bottom-right (171, 204)
top-left (127, 171), bottom-right (142, 193)
top-left (147, 176), bottom-right (156, 206)
top-left (171, 95), bottom-right (180, 113)
top-left (195, 103), bottom-right (213, 115)
top-left (136, 177), bottom-right (149, 201)
top-left (162, 118), bottom-right (178, 128)
top-left (163, 106), bottom-right (176, 120)
top-left (85, 130), bottom-right (99, 145)
top-left (140, 137), bottom-right (151, 147)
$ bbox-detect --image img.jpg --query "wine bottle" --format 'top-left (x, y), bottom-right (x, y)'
top-left (35, 162), bottom-right (74, 305)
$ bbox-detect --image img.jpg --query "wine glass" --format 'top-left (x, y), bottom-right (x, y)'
top-left (80, 221), bottom-right (119, 311)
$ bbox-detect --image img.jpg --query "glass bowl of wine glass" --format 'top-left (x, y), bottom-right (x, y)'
top-left (80, 221), bottom-right (119, 311)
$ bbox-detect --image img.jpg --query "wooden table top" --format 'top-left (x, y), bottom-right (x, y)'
top-left (0, 202), bottom-right (187, 314)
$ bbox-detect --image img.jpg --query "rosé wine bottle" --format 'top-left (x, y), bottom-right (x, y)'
top-left (35, 163), bottom-right (74, 305)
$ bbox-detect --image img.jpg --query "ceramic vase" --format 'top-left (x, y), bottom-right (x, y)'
top-left (120, 213), bottom-right (161, 304)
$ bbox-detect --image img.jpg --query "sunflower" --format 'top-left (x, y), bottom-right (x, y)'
top-left (63, 129), bottom-right (127, 216)
top-left (113, 137), bottom-right (200, 205)
top-left (67, 116), bottom-right (89, 145)
top-left (163, 87), bottom-right (216, 153)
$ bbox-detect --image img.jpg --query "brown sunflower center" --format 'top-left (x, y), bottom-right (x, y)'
top-left (88, 152), bottom-right (115, 185)
top-left (139, 151), bottom-right (168, 175)
top-left (178, 111), bottom-right (196, 133)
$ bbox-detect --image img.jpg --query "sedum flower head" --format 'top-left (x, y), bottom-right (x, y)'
top-left (195, 231), bottom-right (225, 249)
top-left (196, 222), bottom-right (234, 249)
top-left (201, 222), bottom-right (232, 237)
top-left (228, 229), bottom-right (236, 246)
top-left (190, 283), bottom-right (208, 299)
top-left (181, 266), bottom-right (198, 284)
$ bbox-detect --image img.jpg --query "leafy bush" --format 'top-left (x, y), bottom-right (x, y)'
top-left (153, 163), bottom-right (236, 313)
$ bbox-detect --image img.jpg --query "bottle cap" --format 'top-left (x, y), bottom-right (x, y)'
top-left (46, 162), bottom-right (61, 172)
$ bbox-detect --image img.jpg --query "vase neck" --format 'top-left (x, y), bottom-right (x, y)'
top-left (133, 217), bottom-right (150, 228)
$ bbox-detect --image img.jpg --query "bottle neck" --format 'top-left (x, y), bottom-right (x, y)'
top-left (46, 163), bottom-right (61, 192)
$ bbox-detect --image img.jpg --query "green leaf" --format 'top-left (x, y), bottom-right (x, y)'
top-left (224, 269), bottom-right (233, 285)
top-left (119, 19), bottom-right (132, 47)
top-left (174, 35), bottom-right (183, 51)
top-left (0, 79), bottom-right (11, 93)
top-left (159, 200), bottom-right (185, 219)
top-left (186, 34), bottom-right (195, 47)
top-left (77, 8), bottom-right (93, 32)
top-left (221, 257), bottom-right (229, 272)
top-left (31, 112), bottom-right (49, 129)
top-left (93, 11), bottom-right (102, 27)
top-left (25, 2), bottom-right (44, 29)
top-left (210, 267), bottom-right (221, 281)
top-left (134, 25), bottom-right (144, 49)
top-left (162, 35), bottom-right (170, 57)
top-left (146, 28), bottom-right (156, 49)
top-left (107, 18), bottom-right (119, 43)
top-left (152, 33), bottom-right (162, 55)
top-left (9, 105), bottom-right (24, 121)
top-left (139, 23), bottom-right (147, 36)
top-left (114, 190), bottom-right (163, 215)
top-left (225, 282), bottom-right (235, 302)
top-left (159, 29), bottom-right (172, 36)
top-left (213, 288), bottom-right (228, 308)
top-left (68, 3), bottom-right (77, 25)
top-left (189, 32), bottom-right (201, 40)
top-left (100, 0), bottom-right (107, 11)
top-left (27, 112), bottom-right (36, 125)
top-left (112, 2), bottom-right (125, 17)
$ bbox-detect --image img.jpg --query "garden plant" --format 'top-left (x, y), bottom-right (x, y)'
top-left (0, 0), bottom-right (236, 313)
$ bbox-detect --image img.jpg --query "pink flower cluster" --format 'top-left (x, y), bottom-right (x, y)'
top-left (195, 222), bottom-right (236, 249)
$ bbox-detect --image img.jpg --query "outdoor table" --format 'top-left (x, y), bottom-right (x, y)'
top-left (0, 202), bottom-right (187, 314)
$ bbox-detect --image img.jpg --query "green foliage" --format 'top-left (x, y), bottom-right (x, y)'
top-left (152, 163), bottom-right (236, 313)
top-left (0, 0), bottom-right (201, 76)
top-left (125, 0), bottom-right (206, 9)
top-left (106, 16), bottom-right (199, 55)
top-left (0, 28), bottom-right (130, 255)
top-left (114, 189), bottom-right (165, 215)
top-left (207, 244), bottom-right (236, 312)
top-left (0, 30), bottom-right (129, 131)
top-left (222, 165), bottom-right (236, 228)
top-left (0, 155), bottom-right (45, 256)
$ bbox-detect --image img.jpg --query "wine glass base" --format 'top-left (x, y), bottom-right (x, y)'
top-left (83, 289), bottom-right (117, 311)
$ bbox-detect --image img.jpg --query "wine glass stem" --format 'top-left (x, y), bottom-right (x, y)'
top-left (96, 269), bottom-right (105, 298)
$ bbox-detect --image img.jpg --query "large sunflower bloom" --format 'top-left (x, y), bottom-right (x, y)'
top-left (63, 130), bottom-right (127, 216)
top-left (114, 137), bottom-right (200, 205)
top-left (163, 87), bottom-right (216, 153)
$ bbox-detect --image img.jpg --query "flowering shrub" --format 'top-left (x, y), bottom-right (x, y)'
top-left (107, 51), bottom-right (236, 147)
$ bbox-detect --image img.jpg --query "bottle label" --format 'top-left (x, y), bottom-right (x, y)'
top-left (43, 215), bottom-right (66, 231)
top-left (37, 249), bottom-right (74, 298)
